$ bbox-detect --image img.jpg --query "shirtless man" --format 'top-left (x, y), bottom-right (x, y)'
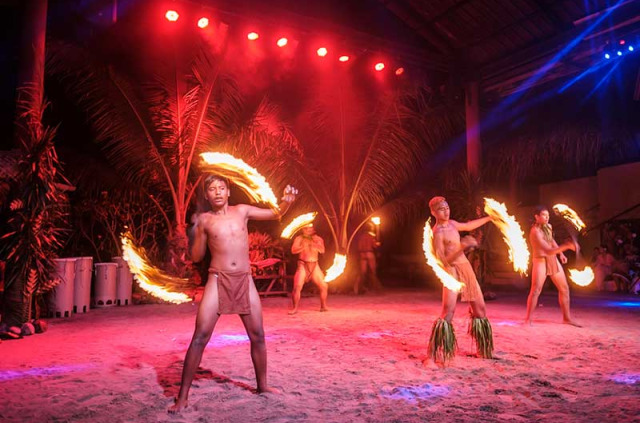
top-left (289, 224), bottom-right (328, 314)
top-left (525, 205), bottom-right (579, 326)
top-left (427, 196), bottom-right (494, 362)
top-left (353, 223), bottom-right (383, 295)
top-left (168, 174), bottom-right (297, 413)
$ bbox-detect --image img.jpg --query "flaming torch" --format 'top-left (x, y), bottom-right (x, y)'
top-left (121, 232), bottom-right (192, 304)
top-left (200, 152), bottom-right (279, 210)
top-left (552, 204), bottom-right (586, 233)
top-left (422, 220), bottom-right (464, 292)
top-left (281, 212), bottom-right (317, 239)
top-left (371, 216), bottom-right (381, 241)
top-left (552, 203), bottom-right (594, 286)
top-left (324, 253), bottom-right (347, 283)
top-left (483, 198), bottom-right (530, 275)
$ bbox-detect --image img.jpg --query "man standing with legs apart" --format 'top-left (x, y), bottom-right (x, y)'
top-left (525, 205), bottom-right (580, 326)
top-left (427, 196), bottom-right (494, 363)
top-left (289, 224), bottom-right (329, 314)
top-left (169, 174), bottom-right (297, 413)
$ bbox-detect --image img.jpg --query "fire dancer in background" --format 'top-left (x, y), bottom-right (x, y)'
top-left (169, 175), bottom-right (297, 413)
top-left (289, 224), bottom-right (329, 314)
top-left (353, 222), bottom-right (383, 295)
top-left (525, 205), bottom-right (580, 327)
top-left (427, 196), bottom-right (494, 362)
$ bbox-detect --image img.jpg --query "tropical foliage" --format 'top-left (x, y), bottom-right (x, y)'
top-left (1, 86), bottom-right (69, 325)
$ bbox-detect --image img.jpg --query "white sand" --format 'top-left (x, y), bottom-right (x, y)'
top-left (1, 289), bottom-right (639, 422)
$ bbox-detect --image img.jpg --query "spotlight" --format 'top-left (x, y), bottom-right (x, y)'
top-left (277, 37), bottom-right (288, 47)
top-left (197, 17), bottom-right (209, 29)
top-left (165, 10), bottom-right (179, 22)
top-left (247, 32), bottom-right (259, 41)
top-left (317, 47), bottom-right (328, 57)
top-left (338, 55), bottom-right (350, 62)
top-left (395, 67), bottom-right (404, 76)
top-left (375, 62), bottom-right (385, 71)
top-left (620, 39), bottom-right (626, 45)
top-left (617, 51), bottom-right (622, 56)
top-left (629, 46), bottom-right (635, 52)
top-left (605, 53), bottom-right (611, 59)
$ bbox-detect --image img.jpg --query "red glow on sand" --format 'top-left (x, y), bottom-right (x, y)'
top-left (197, 17), bottom-right (209, 29)
top-left (395, 67), bottom-right (405, 76)
top-left (247, 32), bottom-right (259, 41)
top-left (317, 47), bottom-right (328, 57)
top-left (375, 62), bottom-right (385, 71)
top-left (165, 10), bottom-right (179, 22)
top-left (277, 37), bottom-right (288, 47)
top-left (339, 55), bottom-right (350, 62)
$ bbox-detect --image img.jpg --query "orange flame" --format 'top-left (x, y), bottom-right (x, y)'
top-left (552, 204), bottom-right (586, 232)
top-left (484, 198), bottom-right (530, 275)
top-left (568, 266), bottom-right (595, 286)
top-left (371, 216), bottom-right (381, 226)
top-left (281, 212), bottom-right (317, 239)
top-left (422, 220), bottom-right (464, 292)
top-left (324, 254), bottom-right (347, 283)
top-left (121, 233), bottom-right (192, 304)
top-left (200, 152), bottom-right (279, 210)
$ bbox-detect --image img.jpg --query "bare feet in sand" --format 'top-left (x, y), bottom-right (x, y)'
top-left (288, 309), bottom-right (298, 315)
top-left (258, 386), bottom-right (282, 395)
top-left (320, 307), bottom-right (329, 312)
top-left (563, 319), bottom-right (582, 327)
top-left (168, 398), bottom-right (188, 414)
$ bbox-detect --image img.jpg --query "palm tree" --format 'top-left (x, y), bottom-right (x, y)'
top-left (48, 41), bottom-right (302, 277)
top-left (291, 75), bottom-right (463, 258)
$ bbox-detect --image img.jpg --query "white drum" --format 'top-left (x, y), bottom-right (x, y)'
top-left (93, 263), bottom-right (117, 307)
top-left (48, 258), bottom-right (77, 318)
top-left (73, 256), bottom-right (93, 313)
top-left (112, 256), bottom-right (134, 306)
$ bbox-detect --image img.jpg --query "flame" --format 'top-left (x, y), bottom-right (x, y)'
top-left (568, 266), bottom-right (595, 287)
top-left (121, 233), bottom-right (192, 304)
top-left (200, 152), bottom-right (279, 210)
top-left (422, 220), bottom-right (464, 292)
top-left (281, 212), bottom-right (317, 239)
top-left (371, 216), bottom-right (381, 226)
top-left (484, 198), bottom-right (530, 275)
top-left (552, 203), bottom-right (586, 232)
top-left (324, 254), bottom-right (347, 283)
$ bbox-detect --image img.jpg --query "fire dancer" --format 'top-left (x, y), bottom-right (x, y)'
top-left (427, 196), bottom-right (494, 362)
top-left (353, 222), bottom-right (383, 295)
top-left (289, 224), bottom-right (328, 314)
top-left (169, 174), bottom-right (297, 413)
top-left (525, 205), bottom-right (580, 326)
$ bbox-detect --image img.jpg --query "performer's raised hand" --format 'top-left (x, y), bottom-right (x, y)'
top-left (282, 185), bottom-right (298, 204)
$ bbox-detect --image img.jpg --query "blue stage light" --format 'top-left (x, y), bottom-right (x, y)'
top-left (629, 46), bottom-right (634, 52)
top-left (617, 50), bottom-right (623, 56)
top-left (605, 53), bottom-right (611, 59)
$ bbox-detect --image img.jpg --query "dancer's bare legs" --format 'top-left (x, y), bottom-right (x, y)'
top-left (169, 276), bottom-right (221, 413)
top-left (525, 259), bottom-right (547, 325)
top-left (289, 265), bottom-right (307, 315)
top-left (549, 270), bottom-right (581, 327)
top-left (309, 266), bottom-right (328, 311)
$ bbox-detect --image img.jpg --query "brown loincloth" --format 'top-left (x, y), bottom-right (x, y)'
top-left (298, 260), bottom-right (318, 282)
top-left (544, 256), bottom-right (561, 276)
top-left (209, 268), bottom-right (251, 315)
top-left (450, 261), bottom-right (483, 302)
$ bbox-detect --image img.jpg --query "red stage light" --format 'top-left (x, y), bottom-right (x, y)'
top-left (375, 62), bottom-right (385, 71)
top-left (247, 32), bottom-right (259, 41)
top-left (277, 37), bottom-right (288, 47)
top-left (338, 55), bottom-right (350, 62)
top-left (317, 47), bottom-right (328, 57)
top-left (395, 67), bottom-right (405, 76)
top-left (165, 10), bottom-right (179, 22)
top-left (620, 39), bottom-right (626, 45)
top-left (197, 17), bottom-right (209, 29)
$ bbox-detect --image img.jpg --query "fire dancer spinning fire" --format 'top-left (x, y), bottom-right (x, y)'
top-left (169, 174), bottom-right (297, 413)
top-left (289, 224), bottom-right (329, 314)
top-left (427, 196), bottom-right (494, 363)
top-left (524, 205), bottom-right (581, 327)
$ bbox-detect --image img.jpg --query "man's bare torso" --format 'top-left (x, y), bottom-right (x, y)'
top-left (530, 226), bottom-right (553, 259)
top-left (296, 236), bottom-right (322, 262)
top-left (200, 205), bottom-right (250, 272)
top-left (433, 221), bottom-right (468, 265)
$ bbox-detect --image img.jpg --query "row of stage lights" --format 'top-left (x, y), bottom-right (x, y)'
top-left (604, 39), bottom-right (636, 59)
top-left (164, 10), bottom-right (406, 76)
